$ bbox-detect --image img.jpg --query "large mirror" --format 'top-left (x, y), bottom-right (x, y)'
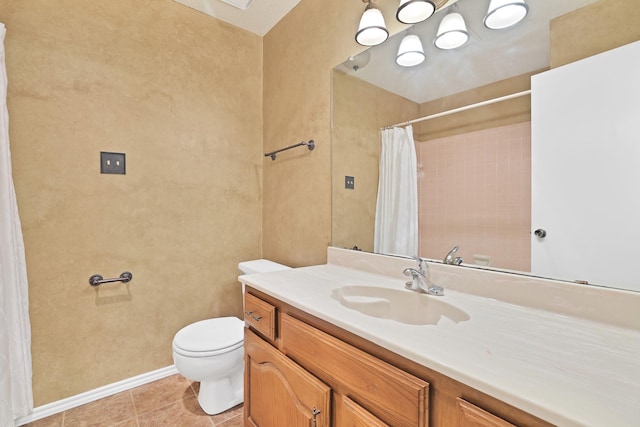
top-left (331, 0), bottom-right (640, 292)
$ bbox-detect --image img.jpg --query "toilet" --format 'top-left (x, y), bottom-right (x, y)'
top-left (172, 259), bottom-right (290, 415)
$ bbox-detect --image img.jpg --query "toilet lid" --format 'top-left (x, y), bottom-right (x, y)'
top-left (173, 317), bottom-right (243, 355)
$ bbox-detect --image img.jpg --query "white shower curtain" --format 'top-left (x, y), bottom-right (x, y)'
top-left (374, 125), bottom-right (418, 257)
top-left (0, 22), bottom-right (34, 425)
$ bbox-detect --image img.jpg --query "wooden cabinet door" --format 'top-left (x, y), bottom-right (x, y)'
top-left (457, 398), bottom-right (517, 427)
top-left (340, 396), bottom-right (390, 427)
top-left (244, 329), bottom-right (331, 427)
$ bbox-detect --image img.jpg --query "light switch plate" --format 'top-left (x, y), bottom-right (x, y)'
top-left (345, 176), bottom-right (354, 190)
top-left (100, 152), bottom-right (126, 174)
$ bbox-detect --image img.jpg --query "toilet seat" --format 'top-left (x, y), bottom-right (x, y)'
top-left (173, 317), bottom-right (244, 358)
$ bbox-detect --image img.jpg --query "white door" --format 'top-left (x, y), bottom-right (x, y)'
top-left (531, 40), bottom-right (640, 291)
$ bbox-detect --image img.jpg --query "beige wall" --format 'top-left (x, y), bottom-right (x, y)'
top-left (550, 0), bottom-right (640, 68)
top-left (332, 71), bottom-right (419, 252)
top-left (261, 0), bottom-right (379, 267)
top-left (2, 0), bottom-right (262, 405)
top-left (415, 70), bottom-right (539, 142)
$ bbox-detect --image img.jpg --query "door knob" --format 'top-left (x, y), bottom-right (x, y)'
top-left (534, 228), bottom-right (547, 238)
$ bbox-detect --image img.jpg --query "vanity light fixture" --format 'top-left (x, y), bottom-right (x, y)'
top-left (396, 34), bottom-right (426, 67)
top-left (396, 0), bottom-right (436, 25)
top-left (434, 10), bottom-right (469, 50)
top-left (351, 0), bottom-right (531, 65)
top-left (484, 0), bottom-right (529, 30)
top-left (356, 0), bottom-right (389, 46)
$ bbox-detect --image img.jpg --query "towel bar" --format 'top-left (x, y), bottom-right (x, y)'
top-left (265, 139), bottom-right (315, 160)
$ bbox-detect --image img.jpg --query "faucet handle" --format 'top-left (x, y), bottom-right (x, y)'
top-left (443, 246), bottom-right (460, 264)
top-left (412, 255), bottom-right (427, 274)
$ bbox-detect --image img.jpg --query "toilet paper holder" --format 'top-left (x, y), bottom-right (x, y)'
top-left (89, 271), bottom-right (133, 287)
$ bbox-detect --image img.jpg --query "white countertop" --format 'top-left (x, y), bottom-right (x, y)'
top-left (240, 253), bottom-right (640, 427)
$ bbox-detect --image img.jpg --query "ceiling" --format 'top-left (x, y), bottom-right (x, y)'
top-left (173, 0), bottom-right (302, 36)
top-left (339, 0), bottom-right (599, 104)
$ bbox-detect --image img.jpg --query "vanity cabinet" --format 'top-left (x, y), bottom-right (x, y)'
top-left (243, 288), bottom-right (552, 427)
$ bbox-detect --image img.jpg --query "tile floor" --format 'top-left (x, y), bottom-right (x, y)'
top-left (24, 374), bottom-right (243, 427)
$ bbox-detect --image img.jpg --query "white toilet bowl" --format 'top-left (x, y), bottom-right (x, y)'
top-left (172, 259), bottom-right (290, 415)
top-left (172, 317), bottom-right (244, 415)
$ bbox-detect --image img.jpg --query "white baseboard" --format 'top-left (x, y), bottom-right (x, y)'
top-left (14, 365), bottom-right (178, 426)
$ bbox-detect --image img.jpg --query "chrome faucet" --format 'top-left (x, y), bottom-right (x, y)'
top-left (443, 246), bottom-right (463, 265)
top-left (403, 256), bottom-right (444, 296)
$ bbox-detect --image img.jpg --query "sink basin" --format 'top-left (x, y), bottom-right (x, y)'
top-left (331, 286), bottom-right (470, 325)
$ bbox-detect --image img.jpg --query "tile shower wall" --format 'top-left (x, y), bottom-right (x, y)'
top-left (416, 122), bottom-right (531, 271)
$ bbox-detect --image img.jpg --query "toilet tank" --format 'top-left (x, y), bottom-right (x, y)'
top-left (238, 259), bottom-right (290, 275)
top-left (238, 260), bottom-right (290, 302)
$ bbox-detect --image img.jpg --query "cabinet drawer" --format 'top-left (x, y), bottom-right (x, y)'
top-left (280, 313), bottom-right (428, 427)
top-left (457, 398), bottom-right (517, 427)
top-left (244, 293), bottom-right (276, 341)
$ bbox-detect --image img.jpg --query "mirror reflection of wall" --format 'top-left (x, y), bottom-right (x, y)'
top-left (331, 0), bottom-right (640, 292)
top-left (331, 70), bottom-right (418, 253)
top-left (332, 67), bottom-right (535, 257)
top-left (416, 121), bottom-right (531, 271)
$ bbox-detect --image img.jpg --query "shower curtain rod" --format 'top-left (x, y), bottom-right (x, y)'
top-left (383, 89), bottom-right (532, 129)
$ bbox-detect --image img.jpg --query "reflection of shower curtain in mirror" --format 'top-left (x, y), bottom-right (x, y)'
top-left (0, 23), bottom-right (33, 425)
top-left (374, 125), bottom-right (418, 256)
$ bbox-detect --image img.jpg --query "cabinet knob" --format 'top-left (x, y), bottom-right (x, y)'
top-left (534, 228), bottom-right (547, 238)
